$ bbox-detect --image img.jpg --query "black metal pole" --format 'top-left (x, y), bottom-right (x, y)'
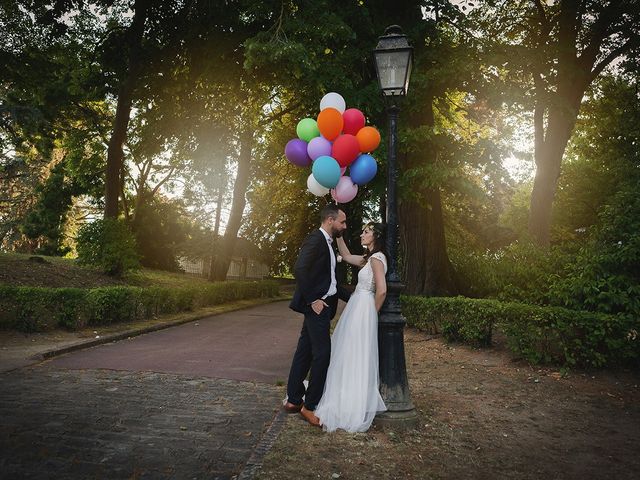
top-left (385, 104), bottom-right (400, 283)
top-left (375, 102), bottom-right (417, 429)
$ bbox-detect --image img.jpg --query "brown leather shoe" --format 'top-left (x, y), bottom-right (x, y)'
top-left (283, 401), bottom-right (303, 413)
top-left (300, 406), bottom-right (321, 427)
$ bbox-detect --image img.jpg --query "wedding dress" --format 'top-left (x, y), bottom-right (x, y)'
top-left (314, 252), bottom-right (387, 432)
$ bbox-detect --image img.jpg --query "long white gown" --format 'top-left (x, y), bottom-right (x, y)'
top-left (314, 252), bottom-right (387, 432)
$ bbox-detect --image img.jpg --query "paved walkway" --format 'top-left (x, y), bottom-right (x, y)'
top-left (48, 302), bottom-right (300, 384)
top-left (0, 300), bottom-right (309, 479)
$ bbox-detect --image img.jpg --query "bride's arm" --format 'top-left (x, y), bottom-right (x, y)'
top-left (336, 237), bottom-right (365, 267)
top-left (371, 258), bottom-right (387, 311)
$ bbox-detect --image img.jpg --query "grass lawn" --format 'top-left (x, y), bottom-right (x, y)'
top-left (0, 252), bottom-right (213, 289)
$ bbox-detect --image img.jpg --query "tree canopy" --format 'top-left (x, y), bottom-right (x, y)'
top-left (1, 0), bottom-right (638, 318)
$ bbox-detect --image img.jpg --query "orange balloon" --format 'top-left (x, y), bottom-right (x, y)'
top-left (317, 108), bottom-right (344, 141)
top-left (356, 126), bottom-right (381, 152)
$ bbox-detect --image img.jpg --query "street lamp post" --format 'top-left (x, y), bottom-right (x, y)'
top-left (373, 25), bottom-right (418, 429)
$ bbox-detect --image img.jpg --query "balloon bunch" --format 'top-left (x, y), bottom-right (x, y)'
top-left (284, 92), bottom-right (381, 203)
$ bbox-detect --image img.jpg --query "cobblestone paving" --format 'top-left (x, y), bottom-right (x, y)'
top-left (0, 365), bottom-right (282, 479)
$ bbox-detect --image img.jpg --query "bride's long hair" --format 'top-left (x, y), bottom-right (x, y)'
top-left (363, 222), bottom-right (388, 262)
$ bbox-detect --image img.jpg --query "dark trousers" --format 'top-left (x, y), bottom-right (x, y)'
top-left (286, 296), bottom-right (337, 411)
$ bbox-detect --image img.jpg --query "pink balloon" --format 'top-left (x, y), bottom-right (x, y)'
top-left (340, 167), bottom-right (347, 176)
top-left (342, 108), bottom-right (366, 136)
top-left (331, 176), bottom-right (358, 203)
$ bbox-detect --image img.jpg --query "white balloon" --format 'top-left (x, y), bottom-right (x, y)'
top-left (307, 173), bottom-right (330, 196)
top-left (320, 92), bottom-right (346, 113)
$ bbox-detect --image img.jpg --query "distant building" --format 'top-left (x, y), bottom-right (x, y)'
top-left (178, 237), bottom-right (269, 280)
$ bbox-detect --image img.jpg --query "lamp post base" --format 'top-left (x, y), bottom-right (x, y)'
top-left (376, 277), bottom-right (417, 430)
top-left (374, 408), bottom-right (419, 431)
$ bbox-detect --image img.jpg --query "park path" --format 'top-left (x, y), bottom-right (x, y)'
top-left (47, 301), bottom-right (301, 384)
top-left (0, 300), bottom-right (309, 480)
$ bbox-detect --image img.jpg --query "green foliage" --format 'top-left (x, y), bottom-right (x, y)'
top-left (20, 161), bottom-right (81, 256)
top-left (402, 295), bottom-right (639, 368)
top-left (548, 181), bottom-right (640, 318)
top-left (453, 221), bottom-right (639, 321)
top-left (498, 181), bottom-right (533, 241)
top-left (402, 295), bottom-right (493, 347)
top-left (131, 197), bottom-right (191, 271)
top-left (76, 219), bottom-right (140, 277)
top-left (0, 286), bottom-right (55, 332)
top-left (453, 75), bottom-right (640, 319)
top-left (451, 240), bottom-right (570, 304)
top-left (542, 76), bottom-right (640, 319)
top-left (1, 2), bottom-right (109, 253)
top-left (0, 280), bottom-right (280, 332)
top-left (491, 242), bottom-right (570, 305)
top-left (447, 247), bottom-right (499, 299)
top-left (497, 305), bottom-right (638, 368)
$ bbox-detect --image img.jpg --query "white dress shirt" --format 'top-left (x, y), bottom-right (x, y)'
top-left (319, 227), bottom-right (337, 298)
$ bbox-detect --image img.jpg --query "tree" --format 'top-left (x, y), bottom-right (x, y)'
top-left (470, 0), bottom-right (640, 246)
top-left (241, 0), bottom-right (514, 296)
top-left (394, 1), bottom-right (517, 296)
top-left (1, 1), bottom-right (110, 251)
top-left (103, 0), bottom-right (150, 218)
top-left (550, 73), bottom-right (640, 236)
top-left (209, 107), bottom-right (258, 280)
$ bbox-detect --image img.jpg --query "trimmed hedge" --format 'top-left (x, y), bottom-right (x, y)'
top-left (0, 280), bottom-right (280, 332)
top-left (402, 296), bottom-right (494, 346)
top-left (401, 295), bottom-right (639, 368)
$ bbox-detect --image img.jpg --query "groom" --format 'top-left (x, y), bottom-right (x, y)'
top-left (284, 204), bottom-right (350, 426)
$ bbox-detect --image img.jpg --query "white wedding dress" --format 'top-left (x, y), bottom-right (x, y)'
top-left (314, 252), bottom-right (387, 432)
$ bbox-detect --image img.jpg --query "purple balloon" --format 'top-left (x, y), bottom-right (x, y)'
top-left (307, 136), bottom-right (332, 161)
top-left (285, 138), bottom-right (312, 167)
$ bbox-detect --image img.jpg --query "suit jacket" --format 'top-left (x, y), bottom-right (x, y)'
top-left (289, 229), bottom-right (350, 318)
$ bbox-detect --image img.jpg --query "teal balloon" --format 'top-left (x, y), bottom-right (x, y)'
top-left (312, 155), bottom-right (341, 188)
top-left (350, 154), bottom-right (377, 185)
top-left (297, 118), bottom-right (320, 142)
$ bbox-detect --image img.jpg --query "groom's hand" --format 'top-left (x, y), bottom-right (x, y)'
top-left (311, 299), bottom-right (329, 315)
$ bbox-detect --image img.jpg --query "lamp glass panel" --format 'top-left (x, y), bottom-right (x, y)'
top-left (375, 50), bottom-right (411, 95)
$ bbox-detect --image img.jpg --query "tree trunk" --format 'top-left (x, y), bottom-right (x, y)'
top-left (210, 128), bottom-right (254, 281)
top-left (104, 0), bottom-right (149, 219)
top-left (526, 0), bottom-right (628, 246)
top-left (207, 184), bottom-right (224, 281)
top-left (339, 200), bottom-right (363, 286)
top-left (399, 97), bottom-right (458, 296)
top-left (399, 186), bottom-right (458, 296)
top-left (528, 73), bottom-right (586, 246)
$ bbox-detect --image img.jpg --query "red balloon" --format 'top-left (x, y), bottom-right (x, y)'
top-left (342, 108), bottom-right (365, 136)
top-left (331, 134), bottom-right (360, 167)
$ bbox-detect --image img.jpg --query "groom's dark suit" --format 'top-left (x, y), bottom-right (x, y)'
top-left (287, 229), bottom-right (350, 411)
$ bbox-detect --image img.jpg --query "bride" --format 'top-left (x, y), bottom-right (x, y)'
top-left (314, 222), bottom-right (388, 432)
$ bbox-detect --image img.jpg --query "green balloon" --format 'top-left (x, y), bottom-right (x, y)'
top-left (296, 118), bottom-right (320, 142)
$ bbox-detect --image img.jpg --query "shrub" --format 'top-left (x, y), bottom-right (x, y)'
top-left (402, 295), bottom-right (494, 346)
top-left (0, 286), bottom-right (56, 332)
top-left (448, 249), bottom-right (499, 299)
top-left (452, 182), bottom-right (640, 320)
top-left (76, 218), bottom-right (140, 277)
top-left (402, 295), bottom-right (639, 367)
top-left (498, 304), bottom-right (638, 367)
top-left (0, 280), bottom-right (280, 332)
top-left (548, 182), bottom-right (640, 318)
top-left (451, 240), bottom-right (571, 304)
top-left (52, 288), bottom-right (88, 329)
